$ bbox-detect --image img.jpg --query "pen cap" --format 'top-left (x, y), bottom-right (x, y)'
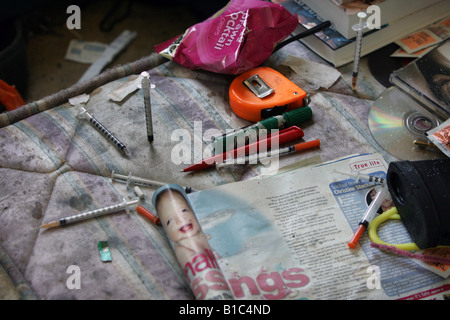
top-left (283, 106), bottom-right (312, 127)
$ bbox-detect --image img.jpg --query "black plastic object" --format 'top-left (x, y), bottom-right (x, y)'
top-left (387, 159), bottom-right (450, 249)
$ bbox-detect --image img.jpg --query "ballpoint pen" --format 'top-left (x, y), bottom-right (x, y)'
top-left (217, 139), bottom-right (320, 168)
top-left (211, 106), bottom-right (312, 153)
top-left (182, 126), bottom-right (304, 172)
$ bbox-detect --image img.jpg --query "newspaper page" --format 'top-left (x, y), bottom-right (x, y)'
top-left (187, 153), bottom-right (450, 300)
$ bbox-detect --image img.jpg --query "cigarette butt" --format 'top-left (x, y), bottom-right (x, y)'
top-left (136, 205), bottom-right (160, 225)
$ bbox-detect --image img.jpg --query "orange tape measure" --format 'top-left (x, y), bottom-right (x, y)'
top-left (229, 66), bottom-right (309, 122)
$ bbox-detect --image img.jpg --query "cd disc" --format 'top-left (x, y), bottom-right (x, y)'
top-left (369, 87), bottom-right (444, 160)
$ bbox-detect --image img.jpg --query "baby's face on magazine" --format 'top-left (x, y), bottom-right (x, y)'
top-left (158, 191), bottom-right (201, 242)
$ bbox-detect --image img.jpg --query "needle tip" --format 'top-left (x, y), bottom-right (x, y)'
top-left (352, 76), bottom-right (358, 91)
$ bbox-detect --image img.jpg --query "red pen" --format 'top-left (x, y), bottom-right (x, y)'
top-left (182, 126), bottom-right (304, 172)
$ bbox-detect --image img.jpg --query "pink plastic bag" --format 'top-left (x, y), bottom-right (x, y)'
top-left (155, 0), bottom-right (298, 75)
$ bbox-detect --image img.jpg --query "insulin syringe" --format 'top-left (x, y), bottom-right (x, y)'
top-left (40, 198), bottom-right (139, 229)
top-left (111, 171), bottom-right (198, 193)
top-left (351, 12), bottom-right (367, 90)
top-left (348, 187), bottom-right (389, 249)
top-left (335, 170), bottom-right (386, 185)
top-left (78, 106), bottom-right (128, 155)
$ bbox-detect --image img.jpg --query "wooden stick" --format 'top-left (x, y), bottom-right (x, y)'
top-left (0, 52), bottom-right (167, 128)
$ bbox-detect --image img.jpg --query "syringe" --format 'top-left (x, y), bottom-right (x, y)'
top-left (111, 171), bottom-right (198, 193)
top-left (141, 72), bottom-right (154, 143)
top-left (211, 107), bottom-right (312, 153)
top-left (348, 187), bottom-right (389, 249)
top-left (78, 106), bottom-right (128, 155)
top-left (351, 12), bottom-right (367, 90)
top-left (40, 198), bottom-right (139, 229)
top-left (335, 170), bottom-right (386, 185)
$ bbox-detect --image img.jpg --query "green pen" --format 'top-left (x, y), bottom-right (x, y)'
top-left (212, 106), bottom-right (312, 153)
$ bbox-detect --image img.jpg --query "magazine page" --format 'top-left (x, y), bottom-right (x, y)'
top-left (188, 153), bottom-right (450, 300)
top-left (152, 184), bottom-right (234, 300)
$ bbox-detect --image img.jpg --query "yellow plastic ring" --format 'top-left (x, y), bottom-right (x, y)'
top-left (368, 207), bottom-right (420, 251)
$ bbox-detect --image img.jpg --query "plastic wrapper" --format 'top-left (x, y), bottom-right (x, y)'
top-left (427, 118), bottom-right (450, 157)
top-left (152, 184), bottom-right (233, 300)
top-left (155, 0), bottom-right (298, 75)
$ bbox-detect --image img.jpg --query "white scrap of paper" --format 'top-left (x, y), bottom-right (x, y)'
top-left (65, 40), bottom-right (109, 64)
top-left (68, 93), bottom-right (90, 105)
top-left (78, 30), bottom-right (137, 84)
top-left (109, 74), bottom-right (144, 102)
top-left (108, 72), bottom-right (156, 102)
top-left (281, 55), bottom-right (341, 89)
